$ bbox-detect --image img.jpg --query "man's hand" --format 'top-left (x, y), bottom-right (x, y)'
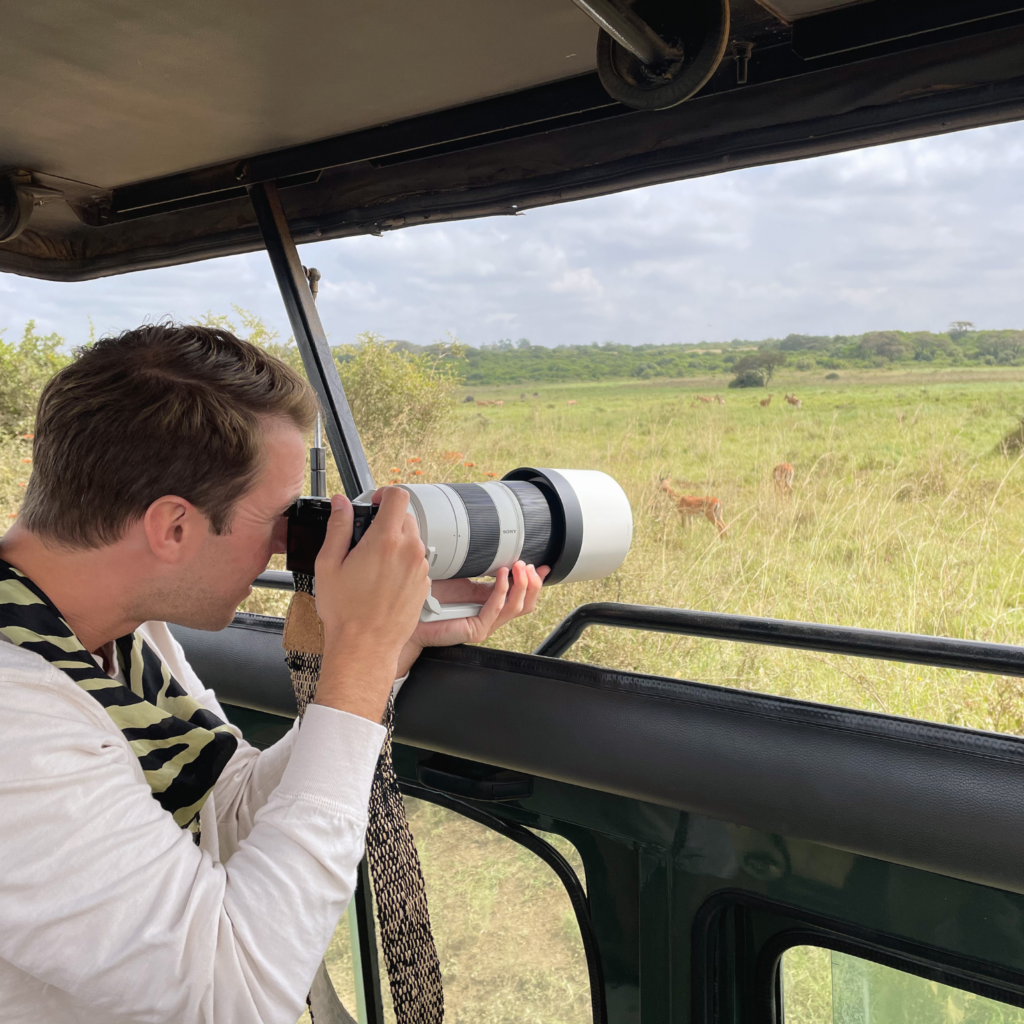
top-left (313, 489), bottom-right (430, 722)
top-left (395, 561), bottom-right (549, 676)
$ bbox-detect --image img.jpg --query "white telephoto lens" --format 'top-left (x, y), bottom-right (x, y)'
top-left (398, 468), bottom-right (631, 583)
top-left (543, 468), bottom-right (633, 584)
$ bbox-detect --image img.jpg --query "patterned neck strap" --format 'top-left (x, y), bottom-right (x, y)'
top-left (0, 558), bottom-right (237, 840)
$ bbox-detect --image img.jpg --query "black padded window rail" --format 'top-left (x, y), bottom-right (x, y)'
top-left (534, 601), bottom-right (1024, 676)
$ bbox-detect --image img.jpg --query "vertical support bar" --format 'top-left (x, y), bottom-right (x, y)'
top-left (248, 181), bottom-right (374, 497)
top-left (353, 858), bottom-right (386, 1024)
top-left (639, 849), bottom-right (672, 1023)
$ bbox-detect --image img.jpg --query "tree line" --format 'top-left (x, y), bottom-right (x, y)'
top-left (412, 324), bottom-right (1023, 386)
top-left (4, 316), bottom-right (1022, 437)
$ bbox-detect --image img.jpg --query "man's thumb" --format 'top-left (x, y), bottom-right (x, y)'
top-left (315, 494), bottom-right (354, 572)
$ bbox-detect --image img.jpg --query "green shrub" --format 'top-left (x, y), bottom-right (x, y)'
top-left (729, 369), bottom-right (768, 388)
top-left (200, 311), bottom-right (466, 470)
top-left (334, 332), bottom-right (465, 467)
top-left (0, 322), bottom-right (70, 435)
top-left (728, 349), bottom-right (786, 388)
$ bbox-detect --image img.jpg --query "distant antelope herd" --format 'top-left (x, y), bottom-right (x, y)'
top-left (473, 389), bottom-right (802, 540)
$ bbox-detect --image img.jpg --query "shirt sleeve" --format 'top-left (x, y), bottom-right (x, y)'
top-left (0, 658), bottom-right (386, 1024)
top-left (142, 623), bottom-right (407, 856)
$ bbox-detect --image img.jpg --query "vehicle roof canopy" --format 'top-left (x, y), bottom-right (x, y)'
top-left (3, 0), bottom-right (1024, 280)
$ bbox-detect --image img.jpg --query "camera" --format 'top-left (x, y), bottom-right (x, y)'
top-left (285, 467), bottom-right (632, 584)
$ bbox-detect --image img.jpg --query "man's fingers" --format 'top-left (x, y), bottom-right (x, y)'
top-left (521, 564), bottom-right (546, 614)
top-left (371, 485), bottom-right (412, 531)
top-left (498, 561), bottom-right (530, 622)
top-left (316, 494), bottom-right (354, 571)
top-left (472, 565), bottom-right (510, 632)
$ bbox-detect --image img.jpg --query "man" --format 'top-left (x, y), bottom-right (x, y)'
top-left (0, 324), bottom-right (546, 1023)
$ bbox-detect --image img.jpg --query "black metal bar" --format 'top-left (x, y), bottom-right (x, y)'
top-left (249, 181), bottom-right (374, 498)
top-left (534, 602), bottom-right (1024, 676)
top-left (400, 781), bottom-right (608, 1024)
top-left (253, 570), bottom-right (295, 591)
top-left (569, 0), bottom-right (680, 64)
top-left (352, 858), bottom-right (385, 1024)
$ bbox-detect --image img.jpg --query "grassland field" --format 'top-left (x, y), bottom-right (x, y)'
top-left (5, 364), bottom-right (1024, 1024)
top-left (231, 364), bottom-right (1024, 734)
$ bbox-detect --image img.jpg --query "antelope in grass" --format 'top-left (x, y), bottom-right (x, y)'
top-left (760, 393), bottom-right (774, 408)
top-left (660, 479), bottom-right (727, 535)
top-left (785, 393), bottom-right (802, 408)
top-left (773, 462), bottom-right (795, 495)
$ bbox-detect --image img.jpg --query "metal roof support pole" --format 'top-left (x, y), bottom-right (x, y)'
top-left (249, 180), bottom-right (375, 498)
top-left (250, 181), bottom-right (383, 1022)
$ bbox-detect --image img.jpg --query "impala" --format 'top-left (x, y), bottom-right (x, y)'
top-left (773, 462), bottom-right (795, 494)
top-left (660, 479), bottom-right (727, 534)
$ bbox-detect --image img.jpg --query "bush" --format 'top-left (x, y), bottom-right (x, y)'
top-left (201, 311), bottom-right (465, 470)
top-left (729, 349), bottom-right (786, 388)
top-left (826, 372), bottom-right (840, 380)
top-left (334, 332), bottom-right (465, 466)
top-left (0, 322), bottom-right (70, 435)
top-left (729, 369), bottom-right (768, 388)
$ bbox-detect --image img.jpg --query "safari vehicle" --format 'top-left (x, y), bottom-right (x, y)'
top-left (5, 1), bottom-right (1024, 1021)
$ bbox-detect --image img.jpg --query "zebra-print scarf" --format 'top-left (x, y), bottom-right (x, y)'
top-left (0, 558), bottom-right (237, 842)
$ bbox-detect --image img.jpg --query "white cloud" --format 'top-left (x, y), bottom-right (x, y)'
top-left (4, 120), bottom-right (1024, 347)
top-left (549, 267), bottom-right (601, 295)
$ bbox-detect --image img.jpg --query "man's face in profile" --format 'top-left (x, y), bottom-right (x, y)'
top-left (174, 416), bottom-right (308, 631)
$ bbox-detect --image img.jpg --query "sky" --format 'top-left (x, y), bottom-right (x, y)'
top-left (3, 119), bottom-right (1024, 349)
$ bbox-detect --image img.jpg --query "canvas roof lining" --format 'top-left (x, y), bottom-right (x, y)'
top-left (3, 0), bottom-right (1024, 279)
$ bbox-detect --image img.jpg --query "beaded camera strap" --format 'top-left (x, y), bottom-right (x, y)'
top-left (283, 573), bottom-right (444, 1024)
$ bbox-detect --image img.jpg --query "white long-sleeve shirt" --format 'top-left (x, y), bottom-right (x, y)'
top-left (0, 621), bottom-right (387, 1024)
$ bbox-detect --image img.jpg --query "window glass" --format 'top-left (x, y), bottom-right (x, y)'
top-left (782, 945), bottom-right (1024, 1024)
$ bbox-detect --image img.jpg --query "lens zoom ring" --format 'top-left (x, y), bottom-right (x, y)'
top-left (448, 483), bottom-right (501, 577)
top-left (504, 481), bottom-right (555, 567)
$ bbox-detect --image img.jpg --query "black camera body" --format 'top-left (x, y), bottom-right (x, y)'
top-left (285, 497), bottom-right (377, 576)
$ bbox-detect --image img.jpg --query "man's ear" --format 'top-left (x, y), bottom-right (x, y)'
top-left (142, 496), bottom-right (206, 565)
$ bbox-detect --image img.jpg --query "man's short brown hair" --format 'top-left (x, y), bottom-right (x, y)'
top-left (20, 324), bottom-right (318, 548)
